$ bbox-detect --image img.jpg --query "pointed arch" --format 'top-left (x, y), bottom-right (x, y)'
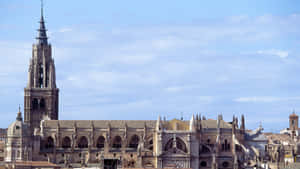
top-left (164, 137), bottom-right (187, 153)
top-left (129, 135), bottom-right (139, 149)
top-left (148, 138), bottom-right (153, 151)
top-left (96, 136), bottom-right (105, 148)
top-left (176, 137), bottom-right (187, 153)
top-left (112, 135), bottom-right (122, 148)
top-left (62, 136), bottom-right (71, 148)
top-left (45, 136), bottom-right (54, 149)
top-left (222, 139), bottom-right (230, 151)
top-left (164, 138), bottom-right (173, 151)
top-left (199, 144), bottom-right (211, 154)
top-left (78, 136), bottom-right (88, 148)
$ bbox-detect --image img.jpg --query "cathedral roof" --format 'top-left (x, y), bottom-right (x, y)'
top-left (42, 119), bottom-right (232, 129)
top-left (43, 120), bottom-right (157, 129)
top-left (201, 119), bottom-right (232, 129)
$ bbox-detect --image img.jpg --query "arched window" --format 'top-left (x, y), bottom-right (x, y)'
top-left (78, 136), bottom-right (88, 148)
top-left (39, 64), bottom-right (44, 88)
top-left (200, 145), bottom-right (211, 153)
top-left (222, 139), bottom-right (230, 151)
top-left (62, 136), bottom-right (71, 148)
top-left (112, 136), bottom-right (122, 148)
top-left (45, 136), bottom-right (54, 149)
top-left (96, 136), bottom-right (105, 148)
top-left (164, 139), bottom-right (173, 151)
top-left (32, 98), bottom-right (39, 110)
top-left (164, 138), bottom-right (187, 153)
top-left (40, 98), bottom-right (46, 109)
top-left (148, 139), bottom-right (153, 151)
top-left (129, 135), bottom-right (139, 149)
top-left (176, 137), bottom-right (187, 153)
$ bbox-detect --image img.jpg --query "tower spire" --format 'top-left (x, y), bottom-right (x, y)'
top-left (41, 0), bottom-right (44, 18)
top-left (36, 0), bottom-right (48, 45)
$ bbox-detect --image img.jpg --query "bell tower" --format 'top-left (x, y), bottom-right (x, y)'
top-left (289, 111), bottom-right (298, 138)
top-left (24, 3), bottom-right (59, 130)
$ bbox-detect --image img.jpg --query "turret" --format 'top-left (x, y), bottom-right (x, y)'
top-left (156, 116), bottom-right (162, 131)
top-left (189, 114), bottom-right (196, 131)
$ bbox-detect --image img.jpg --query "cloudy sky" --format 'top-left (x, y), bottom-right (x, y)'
top-left (1, 0), bottom-right (300, 132)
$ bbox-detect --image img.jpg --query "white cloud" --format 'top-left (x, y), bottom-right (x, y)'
top-left (257, 49), bottom-right (289, 58)
top-left (234, 96), bottom-right (300, 103)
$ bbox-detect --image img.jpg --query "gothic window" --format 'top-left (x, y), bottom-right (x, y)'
top-left (45, 136), bottom-right (54, 149)
top-left (32, 98), bottom-right (38, 110)
top-left (62, 136), bottom-right (71, 148)
top-left (45, 66), bottom-right (48, 87)
top-left (165, 137), bottom-right (187, 153)
top-left (78, 136), bottom-right (88, 148)
top-left (96, 136), bottom-right (105, 148)
top-left (200, 145), bottom-right (211, 154)
top-left (129, 135), bottom-right (139, 149)
top-left (222, 139), bottom-right (230, 151)
top-left (176, 138), bottom-right (187, 153)
top-left (164, 139), bottom-right (173, 151)
top-left (112, 136), bottom-right (122, 148)
top-left (40, 98), bottom-right (46, 109)
top-left (39, 64), bottom-right (44, 88)
top-left (148, 139), bottom-right (153, 151)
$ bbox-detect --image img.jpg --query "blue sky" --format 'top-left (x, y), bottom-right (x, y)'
top-left (1, 0), bottom-right (300, 132)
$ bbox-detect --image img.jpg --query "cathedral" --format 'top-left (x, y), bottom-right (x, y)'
top-left (4, 6), bottom-right (252, 169)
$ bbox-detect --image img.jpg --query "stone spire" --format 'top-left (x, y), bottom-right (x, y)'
top-left (156, 116), bottom-right (162, 131)
top-left (241, 114), bottom-right (245, 131)
top-left (36, 0), bottom-right (48, 45)
top-left (16, 105), bottom-right (22, 121)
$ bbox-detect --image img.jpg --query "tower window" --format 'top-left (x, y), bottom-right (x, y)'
top-left (45, 136), bottom-right (54, 149)
top-left (40, 98), bottom-right (46, 109)
top-left (32, 98), bottom-right (38, 110)
top-left (39, 64), bottom-right (44, 88)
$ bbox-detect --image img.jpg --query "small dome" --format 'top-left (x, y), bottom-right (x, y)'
top-left (7, 110), bottom-right (29, 137)
top-left (290, 112), bottom-right (298, 118)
